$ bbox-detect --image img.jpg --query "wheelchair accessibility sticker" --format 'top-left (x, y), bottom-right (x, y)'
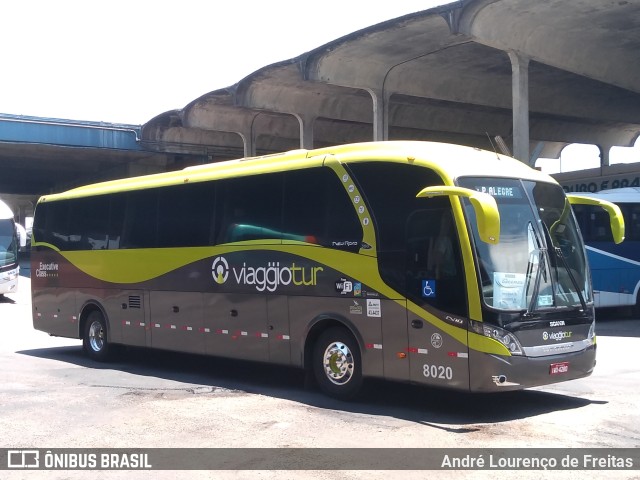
top-left (422, 280), bottom-right (436, 298)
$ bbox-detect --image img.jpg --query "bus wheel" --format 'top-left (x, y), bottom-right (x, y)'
top-left (83, 310), bottom-right (111, 361)
top-left (313, 327), bottom-right (363, 400)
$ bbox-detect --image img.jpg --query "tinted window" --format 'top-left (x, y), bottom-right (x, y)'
top-left (348, 163), bottom-right (445, 252)
top-left (121, 189), bottom-right (158, 249)
top-left (157, 182), bottom-right (216, 247)
top-left (216, 173), bottom-right (283, 244)
top-left (283, 167), bottom-right (362, 250)
top-left (106, 194), bottom-right (126, 249)
top-left (626, 204), bottom-right (640, 241)
top-left (67, 196), bottom-right (110, 250)
top-left (573, 204), bottom-right (614, 242)
top-left (349, 162), bottom-right (467, 315)
top-left (34, 201), bottom-right (70, 250)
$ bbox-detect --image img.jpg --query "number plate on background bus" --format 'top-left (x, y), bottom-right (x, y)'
top-left (549, 362), bottom-right (569, 375)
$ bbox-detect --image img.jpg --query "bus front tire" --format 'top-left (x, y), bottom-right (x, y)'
top-left (313, 327), bottom-right (363, 401)
top-left (82, 311), bottom-right (111, 361)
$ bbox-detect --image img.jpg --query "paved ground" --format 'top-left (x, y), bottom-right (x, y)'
top-left (0, 257), bottom-right (638, 480)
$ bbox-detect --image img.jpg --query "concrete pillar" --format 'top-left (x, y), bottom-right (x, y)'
top-left (367, 88), bottom-right (390, 141)
top-left (529, 141), bottom-right (546, 167)
top-left (508, 51), bottom-right (530, 163)
top-left (295, 114), bottom-right (315, 149)
top-left (600, 145), bottom-right (611, 167)
top-left (239, 122), bottom-right (257, 158)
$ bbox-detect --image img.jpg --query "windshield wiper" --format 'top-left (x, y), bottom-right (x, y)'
top-left (523, 222), bottom-right (547, 316)
top-left (540, 221), bottom-right (588, 312)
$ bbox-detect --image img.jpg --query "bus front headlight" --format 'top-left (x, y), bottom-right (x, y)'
top-left (470, 320), bottom-right (523, 355)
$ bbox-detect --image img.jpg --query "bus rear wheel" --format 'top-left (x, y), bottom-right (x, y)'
top-left (313, 327), bottom-right (363, 400)
top-left (83, 310), bottom-right (111, 361)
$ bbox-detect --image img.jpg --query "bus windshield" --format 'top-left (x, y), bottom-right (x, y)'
top-left (458, 178), bottom-right (591, 314)
top-left (0, 218), bottom-right (18, 269)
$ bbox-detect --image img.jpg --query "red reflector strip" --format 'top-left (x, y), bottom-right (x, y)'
top-left (447, 352), bottom-right (468, 358)
top-left (407, 347), bottom-right (428, 354)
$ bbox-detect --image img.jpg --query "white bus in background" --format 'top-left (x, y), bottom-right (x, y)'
top-left (0, 199), bottom-right (19, 296)
top-left (571, 187), bottom-right (640, 310)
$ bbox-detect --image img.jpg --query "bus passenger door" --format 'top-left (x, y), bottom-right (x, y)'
top-left (381, 300), bottom-right (410, 382)
top-left (404, 208), bottom-right (470, 389)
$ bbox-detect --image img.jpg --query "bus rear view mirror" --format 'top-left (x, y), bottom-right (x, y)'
top-left (567, 194), bottom-right (625, 244)
top-left (416, 186), bottom-right (500, 244)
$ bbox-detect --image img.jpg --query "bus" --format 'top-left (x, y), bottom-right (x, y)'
top-left (0, 199), bottom-right (19, 297)
top-left (571, 187), bottom-right (640, 311)
top-left (31, 141), bottom-right (623, 399)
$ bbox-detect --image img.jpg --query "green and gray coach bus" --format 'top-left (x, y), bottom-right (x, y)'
top-left (31, 141), bottom-right (624, 399)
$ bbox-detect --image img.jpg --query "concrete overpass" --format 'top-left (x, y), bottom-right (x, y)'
top-left (143, 0), bottom-right (640, 166)
top-left (2, 0), bottom-right (640, 213)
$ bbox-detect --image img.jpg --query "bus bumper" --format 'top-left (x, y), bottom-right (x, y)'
top-left (468, 344), bottom-right (597, 392)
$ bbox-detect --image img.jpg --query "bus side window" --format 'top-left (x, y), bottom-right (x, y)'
top-left (107, 194), bottom-right (125, 249)
top-left (347, 162), bottom-right (444, 292)
top-left (283, 167), bottom-right (362, 251)
top-left (628, 205), bottom-right (640, 241)
top-left (571, 205), bottom-right (588, 240)
top-left (67, 196), bottom-right (110, 250)
top-left (157, 182), bottom-right (216, 248)
top-left (405, 209), bottom-right (464, 314)
top-left (347, 161), bottom-right (467, 316)
top-left (121, 189), bottom-right (159, 249)
top-left (589, 208), bottom-right (614, 242)
top-left (34, 201), bottom-right (70, 250)
top-left (216, 173), bottom-right (283, 244)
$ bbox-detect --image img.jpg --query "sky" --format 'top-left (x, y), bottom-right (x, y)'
top-left (0, 0), bottom-right (447, 125)
top-left (1, 0), bottom-right (637, 171)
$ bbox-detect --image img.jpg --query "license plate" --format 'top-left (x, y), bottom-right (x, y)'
top-left (549, 362), bottom-right (569, 375)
